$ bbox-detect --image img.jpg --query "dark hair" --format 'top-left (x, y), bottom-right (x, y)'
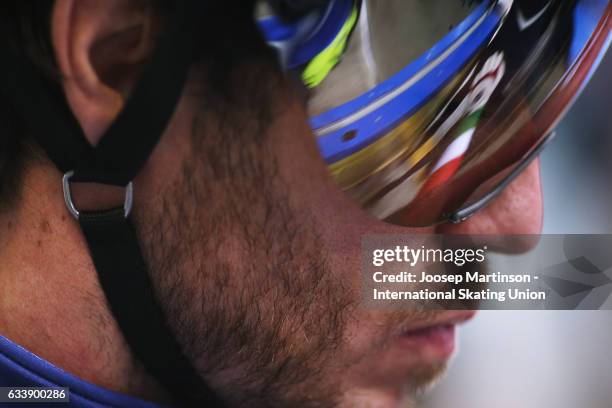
top-left (0, 0), bottom-right (324, 210)
top-left (0, 1), bottom-right (56, 209)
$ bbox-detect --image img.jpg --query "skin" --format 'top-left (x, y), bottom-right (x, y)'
top-left (0, 0), bottom-right (543, 406)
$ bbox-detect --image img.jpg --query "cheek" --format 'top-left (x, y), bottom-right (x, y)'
top-left (438, 160), bottom-right (543, 251)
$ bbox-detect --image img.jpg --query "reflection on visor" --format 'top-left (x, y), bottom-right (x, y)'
top-left (308, 0), bottom-right (485, 115)
top-left (259, 0), bottom-right (611, 227)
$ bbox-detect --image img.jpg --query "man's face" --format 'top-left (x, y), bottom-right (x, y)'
top-left (130, 59), bottom-right (542, 407)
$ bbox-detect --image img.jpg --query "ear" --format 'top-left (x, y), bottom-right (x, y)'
top-left (52, 0), bottom-right (157, 146)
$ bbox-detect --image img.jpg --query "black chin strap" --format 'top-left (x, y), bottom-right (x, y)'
top-left (2, 1), bottom-right (223, 406)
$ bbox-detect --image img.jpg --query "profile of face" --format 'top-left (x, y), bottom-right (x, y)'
top-left (27, 0), bottom-right (543, 406)
top-left (134, 79), bottom-right (541, 408)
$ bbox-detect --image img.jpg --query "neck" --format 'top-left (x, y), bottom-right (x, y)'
top-left (0, 161), bottom-right (166, 402)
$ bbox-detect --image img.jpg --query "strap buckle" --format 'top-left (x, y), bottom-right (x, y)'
top-left (62, 171), bottom-right (134, 219)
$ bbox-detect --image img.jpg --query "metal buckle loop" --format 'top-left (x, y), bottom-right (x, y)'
top-left (62, 171), bottom-right (134, 220)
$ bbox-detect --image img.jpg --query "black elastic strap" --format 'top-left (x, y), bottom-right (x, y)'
top-left (72, 0), bottom-right (201, 186)
top-left (1, 0), bottom-right (200, 187)
top-left (80, 210), bottom-right (222, 407)
top-left (2, 1), bottom-right (224, 405)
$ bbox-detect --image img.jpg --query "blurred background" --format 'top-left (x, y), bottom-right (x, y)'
top-left (419, 39), bottom-right (612, 408)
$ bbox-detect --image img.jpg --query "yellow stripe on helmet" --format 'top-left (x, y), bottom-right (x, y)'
top-left (302, 5), bottom-right (359, 88)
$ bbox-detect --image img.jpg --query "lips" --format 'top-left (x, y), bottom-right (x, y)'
top-left (396, 311), bottom-right (476, 361)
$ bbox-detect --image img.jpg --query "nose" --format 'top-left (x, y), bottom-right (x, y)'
top-left (436, 159), bottom-right (543, 252)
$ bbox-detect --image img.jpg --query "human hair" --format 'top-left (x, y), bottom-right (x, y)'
top-left (0, 1), bottom-right (56, 209)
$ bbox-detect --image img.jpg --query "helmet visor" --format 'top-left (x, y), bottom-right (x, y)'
top-left (261, 0), bottom-right (611, 227)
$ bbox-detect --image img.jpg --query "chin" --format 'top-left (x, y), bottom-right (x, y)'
top-left (339, 362), bottom-right (449, 408)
